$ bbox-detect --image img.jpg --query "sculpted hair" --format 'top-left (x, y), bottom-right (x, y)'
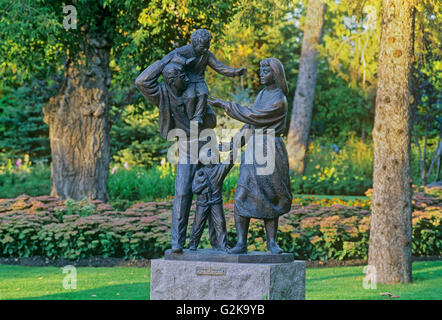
top-left (260, 58), bottom-right (289, 97)
top-left (162, 62), bottom-right (183, 86)
top-left (191, 29), bottom-right (212, 46)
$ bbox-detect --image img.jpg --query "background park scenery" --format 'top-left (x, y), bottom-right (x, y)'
top-left (0, 0), bottom-right (441, 300)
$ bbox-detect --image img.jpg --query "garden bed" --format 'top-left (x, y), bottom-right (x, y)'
top-left (0, 187), bottom-right (440, 262)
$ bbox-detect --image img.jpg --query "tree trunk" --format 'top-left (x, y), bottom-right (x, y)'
top-left (368, 0), bottom-right (415, 284)
top-left (43, 34), bottom-right (111, 202)
top-left (287, 0), bottom-right (326, 174)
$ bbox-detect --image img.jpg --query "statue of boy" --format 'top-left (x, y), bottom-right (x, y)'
top-left (188, 149), bottom-right (235, 252)
top-left (161, 29), bottom-right (247, 126)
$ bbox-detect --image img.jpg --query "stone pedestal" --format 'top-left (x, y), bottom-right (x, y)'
top-left (150, 250), bottom-right (305, 300)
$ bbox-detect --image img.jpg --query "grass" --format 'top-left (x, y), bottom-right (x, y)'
top-left (0, 261), bottom-right (440, 300)
top-left (0, 265), bottom-right (150, 300)
top-left (306, 260), bottom-right (442, 300)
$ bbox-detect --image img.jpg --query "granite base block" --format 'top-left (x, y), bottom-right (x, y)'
top-left (150, 259), bottom-right (305, 300)
top-left (165, 248), bottom-right (294, 263)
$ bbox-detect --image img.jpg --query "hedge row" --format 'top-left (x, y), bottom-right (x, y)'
top-left (290, 173), bottom-right (372, 196)
top-left (0, 189), bottom-right (440, 261)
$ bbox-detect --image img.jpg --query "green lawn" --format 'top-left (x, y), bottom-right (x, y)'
top-left (0, 261), bottom-right (440, 300)
top-left (306, 260), bottom-right (442, 300)
top-left (0, 265), bottom-right (150, 300)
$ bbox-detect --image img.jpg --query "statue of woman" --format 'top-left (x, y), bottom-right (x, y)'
top-left (208, 57), bottom-right (292, 254)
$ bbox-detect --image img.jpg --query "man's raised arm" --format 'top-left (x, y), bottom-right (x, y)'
top-left (134, 60), bottom-right (166, 106)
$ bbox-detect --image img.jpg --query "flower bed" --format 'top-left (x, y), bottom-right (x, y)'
top-left (0, 189), bottom-right (440, 261)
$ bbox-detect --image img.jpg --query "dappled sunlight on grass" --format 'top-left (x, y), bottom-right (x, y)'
top-left (0, 261), bottom-right (440, 300)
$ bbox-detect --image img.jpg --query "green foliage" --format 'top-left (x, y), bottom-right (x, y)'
top-left (315, 0), bottom-right (440, 144)
top-left (106, 162), bottom-right (176, 202)
top-left (284, 190), bottom-right (441, 260)
top-left (0, 0), bottom-right (439, 201)
top-left (0, 0), bottom-right (63, 86)
top-left (410, 2), bottom-right (441, 185)
top-left (411, 136), bottom-right (440, 185)
top-left (205, 0), bottom-right (379, 142)
top-left (291, 173), bottom-right (372, 196)
top-left (311, 69), bottom-right (374, 141)
top-left (291, 136), bottom-right (374, 195)
top-left (53, 197), bottom-right (97, 222)
top-left (312, 0), bottom-right (380, 140)
top-left (412, 212), bottom-right (442, 257)
top-left (290, 134), bottom-right (439, 194)
top-left (0, 158), bottom-right (50, 198)
top-left (106, 161), bottom-right (242, 203)
top-left (320, 0), bottom-right (381, 93)
top-left (110, 103), bottom-right (172, 167)
top-left (206, 0), bottom-right (302, 101)
top-left (414, 0), bottom-right (441, 75)
top-left (108, 0), bottom-right (301, 169)
top-left (306, 136), bottom-right (374, 178)
top-left (0, 80), bottom-right (56, 163)
top-left (221, 165), bottom-right (240, 202)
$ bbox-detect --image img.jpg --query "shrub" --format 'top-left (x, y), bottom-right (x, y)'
top-left (53, 197), bottom-right (98, 222)
top-left (0, 190), bottom-right (440, 261)
top-left (0, 196), bottom-right (172, 260)
top-left (110, 103), bottom-right (171, 168)
top-left (107, 162), bottom-right (241, 202)
top-left (107, 162), bottom-right (176, 202)
top-left (290, 135), bottom-right (374, 196)
top-left (0, 158), bottom-right (50, 198)
top-left (304, 135), bottom-right (374, 179)
top-left (291, 172), bottom-right (372, 196)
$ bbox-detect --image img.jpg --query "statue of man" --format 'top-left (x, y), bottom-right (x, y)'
top-left (135, 58), bottom-right (217, 253)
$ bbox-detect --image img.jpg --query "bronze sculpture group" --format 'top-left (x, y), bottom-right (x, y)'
top-left (135, 29), bottom-right (292, 255)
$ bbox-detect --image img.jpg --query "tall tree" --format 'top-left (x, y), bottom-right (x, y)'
top-left (43, 31), bottom-right (112, 201)
top-left (287, 0), bottom-right (326, 174)
top-left (0, 0), bottom-right (236, 201)
top-left (368, 0), bottom-right (416, 284)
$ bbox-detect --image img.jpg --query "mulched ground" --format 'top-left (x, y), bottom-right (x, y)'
top-left (1, 255), bottom-right (439, 269)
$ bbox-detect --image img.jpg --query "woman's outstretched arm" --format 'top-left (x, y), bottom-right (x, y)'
top-left (208, 94), bottom-right (286, 127)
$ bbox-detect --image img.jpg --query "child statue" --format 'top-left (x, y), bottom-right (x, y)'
top-left (161, 29), bottom-right (247, 125)
top-left (188, 148), bottom-right (235, 252)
